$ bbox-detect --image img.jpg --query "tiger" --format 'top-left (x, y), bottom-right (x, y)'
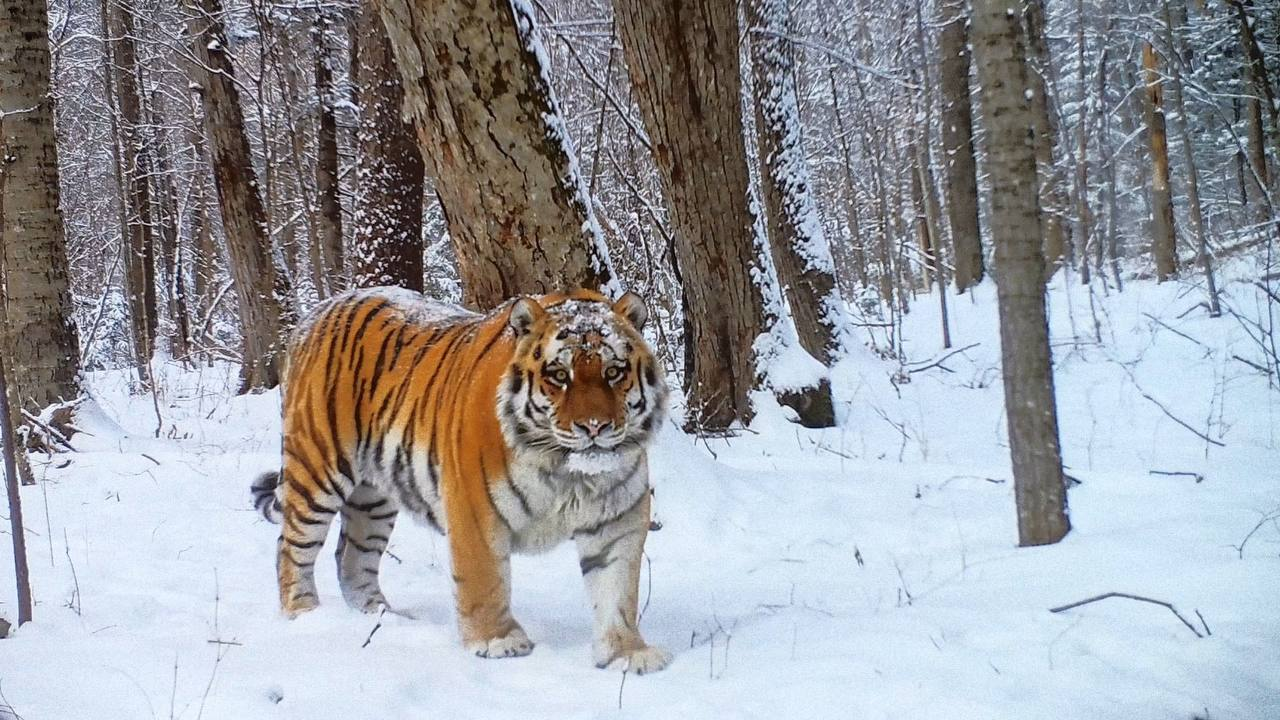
top-left (250, 286), bottom-right (672, 673)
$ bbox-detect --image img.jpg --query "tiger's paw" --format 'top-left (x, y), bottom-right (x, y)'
top-left (466, 626), bottom-right (535, 659)
top-left (281, 593), bottom-right (319, 619)
top-left (594, 642), bottom-right (673, 674)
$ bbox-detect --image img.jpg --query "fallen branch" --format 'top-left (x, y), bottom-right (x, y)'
top-left (1148, 470), bottom-right (1205, 483)
top-left (1049, 592), bottom-right (1204, 638)
top-left (1117, 365), bottom-right (1225, 448)
top-left (907, 343), bottom-right (980, 374)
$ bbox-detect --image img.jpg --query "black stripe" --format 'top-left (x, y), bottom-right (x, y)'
top-left (573, 490), bottom-right (646, 538)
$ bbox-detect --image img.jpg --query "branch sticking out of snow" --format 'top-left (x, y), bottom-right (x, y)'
top-left (1049, 592), bottom-right (1205, 638)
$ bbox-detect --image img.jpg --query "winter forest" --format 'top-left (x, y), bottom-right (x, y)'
top-left (1, 0), bottom-right (1278, 716)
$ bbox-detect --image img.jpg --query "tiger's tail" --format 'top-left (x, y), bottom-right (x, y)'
top-left (251, 471), bottom-right (284, 524)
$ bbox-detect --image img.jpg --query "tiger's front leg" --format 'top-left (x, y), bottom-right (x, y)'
top-left (576, 491), bottom-right (672, 674)
top-left (444, 485), bottom-right (533, 659)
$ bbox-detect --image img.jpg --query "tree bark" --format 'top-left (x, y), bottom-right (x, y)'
top-left (971, 0), bottom-right (1069, 547)
top-left (185, 0), bottom-right (287, 391)
top-left (938, 0), bottom-right (985, 291)
top-left (615, 0), bottom-right (770, 429)
top-left (1228, 0), bottom-right (1276, 222)
top-left (353, 2), bottom-right (424, 292)
top-left (1142, 42), bottom-right (1178, 282)
top-left (375, 0), bottom-right (613, 310)
top-left (748, 0), bottom-right (847, 372)
top-left (314, 8), bottom-right (345, 296)
top-left (1023, 0), bottom-right (1070, 276)
top-left (0, 0), bottom-right (83, 416)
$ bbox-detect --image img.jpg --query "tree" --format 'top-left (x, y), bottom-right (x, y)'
top-left (938, 0), bottom-right (985, 291)
top-left (313, 7), bottom-right (344, 297)
top-left (748, 0), bottom-right (847, 367)
top-left (1142, 42), bottom-right (1178, 282)
top-left (971, 0), bottom-right (1070, 546)
top-left (353, 2), bottom-right (424, 292)
top-left (185, 0), bottom-right (289, 391)
top-left (615, 0), bottom-right (773, 428)
top-left (375, 0), bottom-right (613, 310)
top-left (0, 0), bottom-right (83, 417)
top-left (1023, 0), bottom-right (1071, 275)
top-left (104, 0), bottom-right (158, 382)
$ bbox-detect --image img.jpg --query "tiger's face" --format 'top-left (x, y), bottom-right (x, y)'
top-left (499, 291), bottom-right (667, 470)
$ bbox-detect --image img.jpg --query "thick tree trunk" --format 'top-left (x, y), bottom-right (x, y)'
top-left (0, 0), bottom-right (83, 416)
top-left (938, 0), bottom-right (985, 291)
top-left (615, 0), bottom-right (769, 429)
top-left (105, 0), bottom-right (158, 381)
top-left (748, 0), bottom-right (847, 373)
top-left (186, 0), bottom-right (286, 391)
top-left (1142, 42), bottom-right (1179, 282)
top-left (353, 3), bottom-right (424, 292)
top-left (314, 9), bottom-right (344, 296)
top-left (1023, 0), bottom-right (1070, 277)
top-left (375, 0), bottom-right (613, 310)
top-left (972, 0), bottom-right (1069, 547)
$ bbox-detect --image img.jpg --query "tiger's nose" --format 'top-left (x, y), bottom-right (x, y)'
top-left (575, 419), bottom-right (612, 438)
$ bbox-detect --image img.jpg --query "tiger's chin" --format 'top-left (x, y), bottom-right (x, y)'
top-left (559, 447), bottom-right (632, 477)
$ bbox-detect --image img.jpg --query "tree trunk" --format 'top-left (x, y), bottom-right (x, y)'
top-left (748, 0), bottom-right (847, 373)
top-left (105, 0), bottom-right (158, 381)
top-left (1142, 42), bottom-right (1178, 282)
top-left (1023, 0), bottom-right (1070, 277)
top-left (1229, 0), bottom-right (1277, 223)
top-left (185, 0), bottom-right (286, 391)
top-left (615, 0), bottom-right (771, 429)
top-left (971, 0), bottom-right (1069, 547)
top-left (0, 0), bottom-right (83, 416)
top-left (375, 0), bottom-right (613, 311)
top-left (353, 2), bottom-right (424, 292)
top-left (1162, 0), bottom-right (1220, 315)
top-left (829, 72), bottom-right (870, 291)
top-left (1072, 0), bottom-right (1092, 285)
top-left (938, 0), bottom-right (985, 291)
top-left (314, 8), bottom-right (345, 296)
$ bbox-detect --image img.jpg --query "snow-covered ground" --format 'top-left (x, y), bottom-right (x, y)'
top-left (3, 261), bottom-right (1278, 719)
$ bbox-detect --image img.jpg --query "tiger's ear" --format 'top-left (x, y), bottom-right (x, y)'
top-left (612, 291), bottom-right (647, 331)
top-left (509, 296), bottom-right (545, 336)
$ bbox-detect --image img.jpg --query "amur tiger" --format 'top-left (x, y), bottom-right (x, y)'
top-left (251, 287), bottom-right (672, 673)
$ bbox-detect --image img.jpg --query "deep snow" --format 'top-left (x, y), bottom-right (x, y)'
top-left (2, 261), bottom-right (1278, 719)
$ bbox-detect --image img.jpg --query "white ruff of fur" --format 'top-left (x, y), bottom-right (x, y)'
top-left (561, 450), bottom-right (629, 476)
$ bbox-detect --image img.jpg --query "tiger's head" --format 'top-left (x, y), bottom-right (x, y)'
top-left (498, 290), bottom-right (667, 472)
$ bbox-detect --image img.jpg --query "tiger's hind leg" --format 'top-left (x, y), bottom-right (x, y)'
top-left (277, 463), bottom-right (345, 618)
top-left (335, 483), bottom-right (397, 612)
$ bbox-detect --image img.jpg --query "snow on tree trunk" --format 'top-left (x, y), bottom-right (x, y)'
top-left (353, 4), bottom-right (424, 293)
top-left (374, 0), bottom-right (614, 311)
top-left (747, 0), bottom-right (849, 371)
top-left (186, 0), bottom-right (287, 391)
top-left (938, 0), bottom-right (985, 292)
top-left (0, 0), bottom-right (83, 416)
top-left (971, 0), bottom-right (1070, 547)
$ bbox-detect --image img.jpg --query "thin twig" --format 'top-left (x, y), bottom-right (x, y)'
top-left (907, 343), bottom-right (980, 374)
top-left (1195, 609), bottom-right (1211, 637)
top-left (1049, 592), bottom-right (1203, 638)
top-left (362, 607), bottom-right (387, 649)
top-left (1233, 508), bottom-right (1280, 559)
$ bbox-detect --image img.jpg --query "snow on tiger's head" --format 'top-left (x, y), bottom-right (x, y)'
top-left (497, 290), bottom-right (667, 471)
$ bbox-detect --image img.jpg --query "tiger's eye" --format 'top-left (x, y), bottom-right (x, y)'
top-left (604, 366), bottom-right (624, 382)
top-left (548, 368), bottom-right (570, 385)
